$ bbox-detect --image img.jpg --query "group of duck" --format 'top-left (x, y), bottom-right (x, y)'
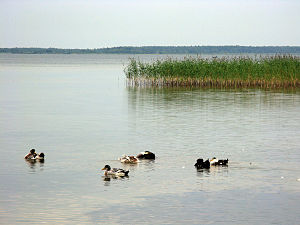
top-left (24, 149), bottom-right (45, 161)
top-left (102, 151), bottom-right (156, 177)
top-left (102, 151), bottom-right (228, 177)
top-left (194, 157), bottom-right (228, 169)
top-left (24, 149), bottom-right (228, 176)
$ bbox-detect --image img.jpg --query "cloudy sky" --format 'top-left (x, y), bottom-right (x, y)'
top-left (1, 0), bottom-right (299, 48)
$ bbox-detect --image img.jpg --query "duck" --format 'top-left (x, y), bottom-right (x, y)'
top-left (119, 155), bottom-right (139, 164)
top-left (101, 165), bottom-right (129, 177)
top-left (210, 157), bottom-right (228, 166)
top-left (35, 152), bottom-right (45, 160)
top-left (210, 157), bottom-right (219, 166)
top-left (217, 158), bottom-right (228, 166)
top-left (194, 158), bottom-right (210, 169)
top-left (136, 151), bottom-right (155, 160)
top-left (24, 149), bottom-right (38, 160)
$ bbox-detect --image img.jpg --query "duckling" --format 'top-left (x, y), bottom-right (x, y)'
top-left (101, 165), bottom-right (129, 177)
top-left (136, 151), bottom-right (155, 160)
top-left (194, 158), bottom-right (210, 169)
top-left (119, 155), bottom-right (139, 164)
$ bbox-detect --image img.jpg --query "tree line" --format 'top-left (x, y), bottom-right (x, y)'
top-left (1, 46), bottom-right (300, 54)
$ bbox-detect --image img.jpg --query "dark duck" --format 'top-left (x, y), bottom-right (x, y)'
top-left (136, 151), bottom-right (155, 160)
top-left (194, 158), bottom-right (210, 169)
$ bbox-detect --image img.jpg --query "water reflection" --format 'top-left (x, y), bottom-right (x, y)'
top-left (196, 166), bottom-right (229, 178)
top-left (102, 175), bottom-right (129, 186)
top-left (25, 159), bottom-right (45, 172)
top-left (196, 168), bottom-right (211, 177)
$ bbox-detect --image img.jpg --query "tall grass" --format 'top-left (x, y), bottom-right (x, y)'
top-left (124, 55), bottom-right (300, 88)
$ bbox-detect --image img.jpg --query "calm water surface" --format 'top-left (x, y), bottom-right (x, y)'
top-left (0, 54), bottom-right (300, 224)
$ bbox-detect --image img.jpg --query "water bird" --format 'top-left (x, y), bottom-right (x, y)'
top-left (102, 165), bottom-right (129, 177)
top-left (35, 152), bottom-right (45, 160)
top-left (119, 155), bottom-right (139, 164)
top-left (194, 158), bottom-right (210, 169)
top-left (136, 151), bottom-right (155, 160)
top-left (210, 157), bottom-right (228, 166)
top-left (24, 149), bottom-right (38, 160)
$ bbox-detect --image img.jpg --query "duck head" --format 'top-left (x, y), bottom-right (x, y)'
top-left (196, 158), bottom-right (204, 164)
top-left (102, 165), bottom-right (111, 171)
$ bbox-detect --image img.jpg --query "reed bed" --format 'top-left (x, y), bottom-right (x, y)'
top-left (124, 55), bottom-right (300, 88)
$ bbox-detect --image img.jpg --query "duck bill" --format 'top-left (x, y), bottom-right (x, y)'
top-left (101, 168), bottom-right (106, 170)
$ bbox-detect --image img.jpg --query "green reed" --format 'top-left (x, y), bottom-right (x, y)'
top-left (124, 55), bottom-right (300, 88)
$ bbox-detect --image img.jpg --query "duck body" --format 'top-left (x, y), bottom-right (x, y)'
top-left (194, 158), bottom-right (210, 169)
top-left (136, 151), bottom-right (155, 160)
top-left (216, 159), bottom-right (228, 166)
top-left (102, 165), bottom-right (129, 177)
top-left (119, 155), bottom-right (139, 164)
top-left (25, 154), bottom-right (37, 160)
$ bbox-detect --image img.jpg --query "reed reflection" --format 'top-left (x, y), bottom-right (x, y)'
top-left (127, 86), bottom-right (300, 112)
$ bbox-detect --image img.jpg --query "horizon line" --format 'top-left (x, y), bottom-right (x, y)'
top-left (1, 45), bottom-right (300, 49)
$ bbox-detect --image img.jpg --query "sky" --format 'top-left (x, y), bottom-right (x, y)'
top-left (0, 0), bottom-right (300, 48)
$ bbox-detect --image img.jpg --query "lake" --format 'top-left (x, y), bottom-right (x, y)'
top-left (0, 54), bottom-right (300, 224)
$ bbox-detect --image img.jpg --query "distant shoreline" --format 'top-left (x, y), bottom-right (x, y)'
top-left (1, 46), bottom-right (300, 54)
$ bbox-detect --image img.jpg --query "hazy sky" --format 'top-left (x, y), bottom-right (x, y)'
top-left (1, 0), bottom-right (299, 48)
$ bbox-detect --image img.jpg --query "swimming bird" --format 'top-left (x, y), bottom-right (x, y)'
top-left (210, 157), bottom-right (219, 166)
top-left (119, 155), bottom-right (139, 164)
top-left (24, 149), bottom-right (37, 160)
top-left (35, 152), bottom-right (45, 160)
top-left (210, 157), bottom-right (228, 166)
top-left (136, 151), bottom-right (155, 160)
top-left (194, 158), bottom-right (210, 169)
top-left (102, 165), bottom-right (129, 177)
top-left (217, 158), bottom-right (228, 166)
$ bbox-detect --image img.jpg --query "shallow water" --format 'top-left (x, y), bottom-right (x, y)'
top-left (0, 54), bottom-right (300, 224)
